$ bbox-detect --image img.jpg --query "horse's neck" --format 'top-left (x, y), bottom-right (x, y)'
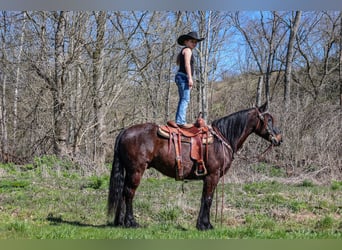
top-left (234, 126), bottom-right (254, 152)
top-left (217, 110), bottom-right (255, 153)
top-left (235, 112), bottom-right (257, 152)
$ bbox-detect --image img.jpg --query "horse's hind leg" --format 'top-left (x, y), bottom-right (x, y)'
top-left (122, 170), bottom-right (144, 228)
top-left (114, 198), bottom-right (125, 226)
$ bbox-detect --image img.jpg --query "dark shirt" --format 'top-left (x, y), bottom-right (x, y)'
top-left (178, 47), bottom-right (194, 76)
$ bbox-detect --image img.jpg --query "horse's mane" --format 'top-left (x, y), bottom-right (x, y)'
top-left (211, 108), bottom-right (251, 152)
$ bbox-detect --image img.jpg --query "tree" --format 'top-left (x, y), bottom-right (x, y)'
top-left (177, 11), bottom-right (232, 122)
top-left (231, 11), bottom-right (288, 107)
top-left (340, 11), bottom-right (342, 106)
top-left (293, 11), bottom-right (341, 103)
top-left (53, 11), bottom-right (68, 156)
top-left (90, 11), bottom-right (107, 164)
top-left (0, 11), bottom-right (9, 161)
top-left (284, 11), bottom-right (301, 110)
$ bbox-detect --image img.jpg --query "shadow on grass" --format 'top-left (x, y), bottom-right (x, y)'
top-left (46, 213), bottom-right (109, 228)
top-left (46, 213), bottom-right (188, 231)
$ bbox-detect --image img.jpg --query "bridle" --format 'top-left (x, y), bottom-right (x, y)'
top-left (253, 107), bottom-right (283, 160)
top-left (255, 107), bottom-right (278, 144)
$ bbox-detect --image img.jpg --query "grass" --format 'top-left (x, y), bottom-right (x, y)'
top-left (0, 157), bottom-right (341, 239)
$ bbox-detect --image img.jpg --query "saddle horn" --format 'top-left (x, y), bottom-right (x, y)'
top-left (195, 112), bottom-right (206, 128)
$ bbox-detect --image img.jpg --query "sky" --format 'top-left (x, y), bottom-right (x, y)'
top-left (0, 1), bottom-right (340, 81)
top-left (0, 0), bottom-right (341, 11)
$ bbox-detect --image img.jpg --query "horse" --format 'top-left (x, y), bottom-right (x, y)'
top-left (107, 102), bottom-right (282, 230)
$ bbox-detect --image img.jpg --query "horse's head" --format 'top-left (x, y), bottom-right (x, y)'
top-left (254, 102), bottom-right (283, 146)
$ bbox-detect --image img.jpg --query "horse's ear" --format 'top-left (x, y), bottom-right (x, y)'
top-left (258, 102), bottom-right (268, 113)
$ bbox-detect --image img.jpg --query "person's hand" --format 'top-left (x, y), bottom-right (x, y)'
top-left (188, 78), bottom-right (193, 89)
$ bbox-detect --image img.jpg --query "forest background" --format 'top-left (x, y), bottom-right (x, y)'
top-left (0, 11), bottom-right (341, 183)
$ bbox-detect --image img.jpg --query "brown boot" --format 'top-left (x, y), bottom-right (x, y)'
top-left (178, 123), bottom-right (193, 129)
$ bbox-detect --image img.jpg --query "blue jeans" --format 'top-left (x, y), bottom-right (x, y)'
top-left (175, 72), bottom-right (190, 125)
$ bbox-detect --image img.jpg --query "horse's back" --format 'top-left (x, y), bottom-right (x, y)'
top-left (117, 122), bottom-right (179, 177)
top-left (117, 122), bottom-right (161, 159)
top-left (118, 122), bottom-right (159, 151)
top-left (120, 122), bottom-right (158, 139)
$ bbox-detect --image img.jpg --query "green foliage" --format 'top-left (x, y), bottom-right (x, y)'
top-left (0, 180), bottom-right (30, 190)
top-left (0, 156), bottom-right (341, 239)
top-left (157, 207), bottom-right (181, 223)
top-left (34, 155), bottom-right (76, 170)
top-left (331, 180), bottom-right (342, 190)
top-left (243, 181), bottom-right (280, 194)
top-left (288, 200), bottom-right (308, 212)
top-left (82, 176), bottom-right (108, 190)
top-left (6, 221), bottom-right (29, 233)
top-left (299, 179), bottom-right (315, 187)
top-left (263, 193), bottom-right (287, 205)
top-left (315, 216), bottom-right (334, 230)
top-left (251, 163), bottom-right (286, 177)
top-left (0, 163), bottom-right (17, 174)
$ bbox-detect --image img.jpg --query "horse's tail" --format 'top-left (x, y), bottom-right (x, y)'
top-left (107, 129), bottom-right (125, 221)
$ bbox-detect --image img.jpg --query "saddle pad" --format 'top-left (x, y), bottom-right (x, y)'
top-left (157, 126), bottom-right (213, 144)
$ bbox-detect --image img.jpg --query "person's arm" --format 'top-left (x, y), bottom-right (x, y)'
top-left (183, 48), bottom-right (193, 89)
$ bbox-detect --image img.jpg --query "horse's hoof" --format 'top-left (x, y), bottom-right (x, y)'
top-left (125, 220), bottom-right (140, 228)
top-left (112, 220), bottom-right (125, 227)
top-left (196, 223), bottom-right (214, 231)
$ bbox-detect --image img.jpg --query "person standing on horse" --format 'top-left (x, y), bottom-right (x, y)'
top-left (175, 31), bottom-right (204, 128)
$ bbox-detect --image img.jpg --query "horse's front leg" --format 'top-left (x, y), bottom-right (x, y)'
top-left (196, 175), bottom-right (219, 230)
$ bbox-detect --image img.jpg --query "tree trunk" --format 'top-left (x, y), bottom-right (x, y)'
top-left (164, 44), bottom-right (172, 122)
top-left (92, 11), bottom-right (107, 165)
top-left (0, 13), bottom-right (8, 162)
top-left (284, 11), bottom-right (302, 111)
top-left (53, 11), bottom-right (68, 157)
top-left (340, 11), bottom-right (342, 106)
top-left (1, 75), bottom-right (8, 162)
top-left (196, 11), bottom-right (210, 122)
top-left (14, 12), bottom-right (27, 142)
top-left (256, 76), bottom-right (263, 106)
top-left (202, 11), bottom-right (211, 122)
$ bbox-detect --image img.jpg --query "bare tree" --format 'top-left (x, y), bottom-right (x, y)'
top-left (340, 11), bottom-right (342, 106)
top-left (53, 11), bottom-right (68, 156)
top-left (284, 11), bottom-right (301, 110)
top-left (231, 11), bottom-right (288, 107)
top-left (89, 11), bottom-right (107, 164)
top-left (177, 11), bottom-right (232, 122)
top-left (0, 12), bottom-right (8, 161)
top-left (293, 11), bottom-right (341, 103)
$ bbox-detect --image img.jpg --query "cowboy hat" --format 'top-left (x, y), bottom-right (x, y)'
top-left (177, 31), bottom-right (204, 45)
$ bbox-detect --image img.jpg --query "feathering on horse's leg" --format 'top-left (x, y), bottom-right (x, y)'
top-left (196, 175), bottom-right (219, 230)
top-left (122, 167), bottom-right (146, 228)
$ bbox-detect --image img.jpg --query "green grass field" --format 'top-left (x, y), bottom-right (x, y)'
top-left (0, 156), bottom-right (341, 239)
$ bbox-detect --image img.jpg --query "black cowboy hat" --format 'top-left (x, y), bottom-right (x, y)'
top-left (177, 31), bottom-right (205, 45)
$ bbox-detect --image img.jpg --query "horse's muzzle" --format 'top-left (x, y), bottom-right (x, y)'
top-left (271, 134), bottom-right (282, 146)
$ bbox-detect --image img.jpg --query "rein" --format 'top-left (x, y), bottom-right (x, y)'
top-left (252, 107), bottom-right (276, 161)
top-left (210, 110), bottom-right (276, 224)
top-left (210, 126), bottom-right (232, 225)
top-left (210, 126), bottom-right (232, 154)
top-left (236, 143), bottom-right (274, 163)
top-left (257, 143), bottom-right (274, 161)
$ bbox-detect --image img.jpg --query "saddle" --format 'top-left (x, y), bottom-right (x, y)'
top-left (157, 113), bottom-right (213, 180)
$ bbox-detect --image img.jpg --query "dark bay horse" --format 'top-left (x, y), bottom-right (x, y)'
top-left (107, 102), bottom-right (282, 230)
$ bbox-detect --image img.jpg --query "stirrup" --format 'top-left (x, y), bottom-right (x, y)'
top-left (195, 165), bottom-right (208, 176)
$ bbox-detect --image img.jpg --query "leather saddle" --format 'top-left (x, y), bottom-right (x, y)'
top-left (157, 114), bottom-right (212, 180)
